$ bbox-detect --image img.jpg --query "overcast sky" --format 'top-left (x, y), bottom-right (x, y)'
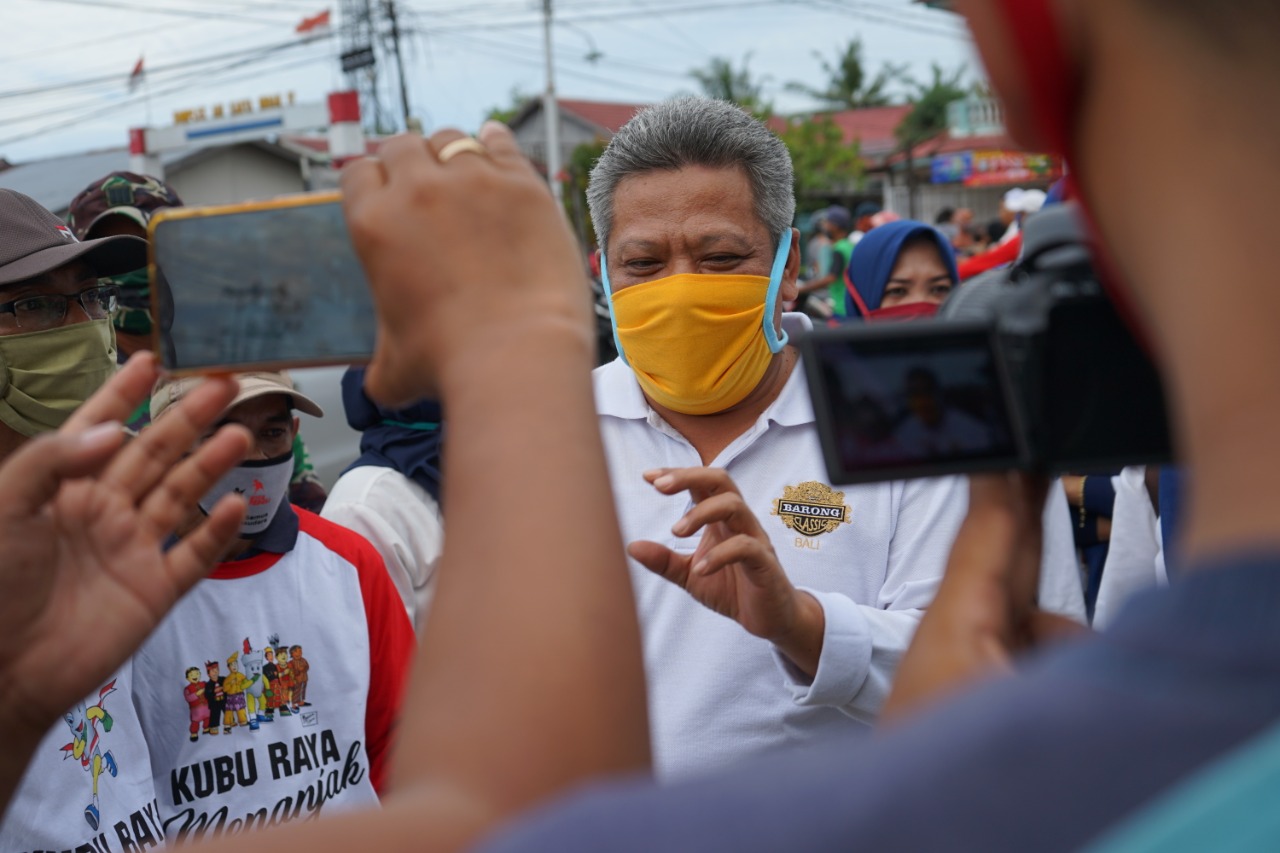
top-left (0, 0), bottom-right (981, 163)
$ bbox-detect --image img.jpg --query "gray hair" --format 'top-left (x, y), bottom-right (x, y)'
top-left (587, 96), bottom-right (795, 252)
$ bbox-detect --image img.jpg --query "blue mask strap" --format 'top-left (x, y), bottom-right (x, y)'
top-left (600, 254), bottom-right (630, 366)
top-left (763, 229), bottom-right (793, 354)
top-left (381, 419), bottom-right (440, 431)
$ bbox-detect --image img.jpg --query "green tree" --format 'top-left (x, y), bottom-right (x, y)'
top-left (486, 87), bottom-right (532, 124)
top-left (689, 54), bottom-right (771, 117)
top-left (777, 114), bottom-right (863, 200)
top-left (561, 138), bottom-right (608, 250)
top-left (895, 63), bottom-right (969, 217)
top-left (787, 39), bottom-right (907, 110)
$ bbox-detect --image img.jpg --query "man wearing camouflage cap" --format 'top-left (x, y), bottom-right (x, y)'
top-left (67, 171), bottom-right (182, 362)
top-left (66, 172), bottom-right (330, 510)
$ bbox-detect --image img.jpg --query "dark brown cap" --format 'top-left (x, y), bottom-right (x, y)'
top-left (0, 188), bottom-right (147, 286)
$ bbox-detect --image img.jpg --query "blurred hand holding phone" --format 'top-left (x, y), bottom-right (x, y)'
top-left (148, 191), bottom-right (376, 373)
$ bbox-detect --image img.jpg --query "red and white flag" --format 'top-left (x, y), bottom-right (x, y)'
top-left (127, 56), bottom-right (144, 93)
top-left (295, 9), bottom-right (331, 36)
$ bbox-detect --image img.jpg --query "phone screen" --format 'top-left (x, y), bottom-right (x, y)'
top-left (801, 322), bottom-right (1024, 484)
top-left (150, 197), bottom-right (376, 372)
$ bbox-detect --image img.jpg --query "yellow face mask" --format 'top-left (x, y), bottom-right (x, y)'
top-left (605, 231), bottom-right (793, 416)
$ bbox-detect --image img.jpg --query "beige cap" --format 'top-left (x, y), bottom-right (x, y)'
top-left (151, 370), bottom-right (324, 423)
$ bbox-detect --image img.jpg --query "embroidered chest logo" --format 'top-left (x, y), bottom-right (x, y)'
top-left (772, 481), bottom-right (851, 538)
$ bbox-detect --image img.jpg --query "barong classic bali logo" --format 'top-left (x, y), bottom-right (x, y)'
top-left (772, 482), bottom-right (852, 537)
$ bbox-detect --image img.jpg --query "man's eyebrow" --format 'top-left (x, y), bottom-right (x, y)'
top-left (265, 411), bottom-right (293, 424)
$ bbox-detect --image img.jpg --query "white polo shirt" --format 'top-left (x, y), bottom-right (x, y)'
top-left (598, 313), bottom-right (1084, 779)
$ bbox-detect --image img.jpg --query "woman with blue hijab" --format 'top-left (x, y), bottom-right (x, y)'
top-left (843, 219), bottom-right (960, 321)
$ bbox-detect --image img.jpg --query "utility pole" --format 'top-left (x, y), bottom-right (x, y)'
top-left (542, 0), bottom-right (563, 204)
top-left (383, 0), bottom-right (415, 131)
top-left (339, 0), bottom-right (388, 133)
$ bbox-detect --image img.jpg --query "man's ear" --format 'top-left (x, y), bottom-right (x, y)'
top-left (291, 416), bottom-right (300, 441)
top-left (781, 227), bottom-right (802, 302)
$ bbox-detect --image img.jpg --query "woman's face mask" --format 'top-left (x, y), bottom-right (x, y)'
top-left (603, 231), bottom-right (793, 416)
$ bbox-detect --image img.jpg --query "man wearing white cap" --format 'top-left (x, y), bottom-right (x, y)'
top-left (127, 371), bottom-right (414, 842)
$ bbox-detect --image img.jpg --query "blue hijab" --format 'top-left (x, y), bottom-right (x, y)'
top-left (844, 220), bottom-right (960, 318)
top-left (341, 367), bottom-right (444, 503)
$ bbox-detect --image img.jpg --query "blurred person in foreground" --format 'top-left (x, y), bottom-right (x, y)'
top-left (585, 98), bottom-right (966, 778)
top-left (463, 0), bottom-right (1280, 847)
top-left (322, 366), bottom-right (444, 630)
top-left (0, 187), bottom-right (178, 849)
top-left (67, 171), bottom-right (332, 512)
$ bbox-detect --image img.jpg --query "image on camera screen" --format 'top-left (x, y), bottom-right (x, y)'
top-left (811, 330), bottom-right (1020, 482)
top-left (152, 200), bottom-right (377, 370)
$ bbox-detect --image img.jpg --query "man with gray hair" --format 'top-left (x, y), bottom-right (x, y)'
top-left (588, 96), bottom-right (967, 777)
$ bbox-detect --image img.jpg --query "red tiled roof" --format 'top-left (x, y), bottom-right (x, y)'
top-left (770, 105), bottom-right (914, 162)
top-left (885, 131), bottom-right (1023, 166)
top-left (826, 105), bottom-right (913, 150)
top-left (557, 99), bottom-right (648, 134)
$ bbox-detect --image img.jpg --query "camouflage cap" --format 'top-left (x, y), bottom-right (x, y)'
top-left (67, 171), bottom-right (183, 240)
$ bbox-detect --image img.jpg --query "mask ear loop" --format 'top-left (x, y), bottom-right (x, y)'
top-left (599, 253), bottom-right (630, 366)
top-left (762, 229), bottom-right (793, 354)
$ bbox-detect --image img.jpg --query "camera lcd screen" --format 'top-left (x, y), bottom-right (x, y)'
top-left (801, 323), bottom-right (1024, 485)
top-left (150, 197), bottom-right (376, 372)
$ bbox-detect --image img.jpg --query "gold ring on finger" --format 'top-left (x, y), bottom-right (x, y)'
top-left (437, 137), bottom-right (489, 163)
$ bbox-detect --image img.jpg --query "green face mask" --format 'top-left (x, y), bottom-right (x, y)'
top-left (101, 269), bottom-right (152, 336)
top-left (0, 319), bottom-right (117, 437)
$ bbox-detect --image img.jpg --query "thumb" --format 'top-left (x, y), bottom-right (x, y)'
top-left (627, 540), bottom-right (691, 589)
top-left (0, 422), bottom-right (125, 519)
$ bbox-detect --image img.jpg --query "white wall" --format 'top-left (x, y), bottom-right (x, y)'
top-left (168, 146), bottom-right (306, 206)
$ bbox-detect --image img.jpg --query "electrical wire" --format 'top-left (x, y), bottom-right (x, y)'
top-left (0, 33), bottom-right (333, 102)
top-left (0, 46), bottom-right (337, 149)
top-left (28, 0), bottom-right (301, 26)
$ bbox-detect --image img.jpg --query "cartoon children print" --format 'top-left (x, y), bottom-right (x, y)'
top-left (60, 680), bottom-right (120, 830)
top-left (203, 660), bottom-right (226, 736)
top-left (289, 644), bottom-right (311, 711)
top-left (222, 650), bottom-right (250, 732)
top-left (241, 639), bottom-right (270, 728)
top-left (183, 635), bottom-right (313, 736)
top-left (184, 667), bottom-right (210, 742)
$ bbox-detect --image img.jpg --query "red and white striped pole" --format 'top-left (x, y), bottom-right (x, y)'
top-left (128, 127), bottom-right (164, 178)
top-left (327, 91), bottom-right (364, 168)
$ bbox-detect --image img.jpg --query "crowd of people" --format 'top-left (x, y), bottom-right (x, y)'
top-left (0, 0), bottom-right (1276, 849)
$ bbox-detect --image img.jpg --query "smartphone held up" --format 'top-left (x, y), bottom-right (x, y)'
top-left (148, 191), bottom-right (376, 374)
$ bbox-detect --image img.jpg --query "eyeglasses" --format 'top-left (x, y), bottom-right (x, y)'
top-left (0, 284), bottom-right (119, 332)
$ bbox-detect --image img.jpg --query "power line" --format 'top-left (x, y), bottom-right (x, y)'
top-left (0, 33), bottom-right (333, 102)
top-left (32, 0), bottom-right (301, 26)
top-left (0, 46), bottom-right (337, 149)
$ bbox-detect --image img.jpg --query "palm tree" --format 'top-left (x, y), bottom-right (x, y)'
top-left (787, 39), bottom-right (907, 110)
top-left (895, 63), bottom-right (970, 217)
top-left (689, 55), bottom-right (770, 116)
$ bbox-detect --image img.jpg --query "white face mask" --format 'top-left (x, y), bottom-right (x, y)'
top-left (199, 451), bottom-right (293, 538)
